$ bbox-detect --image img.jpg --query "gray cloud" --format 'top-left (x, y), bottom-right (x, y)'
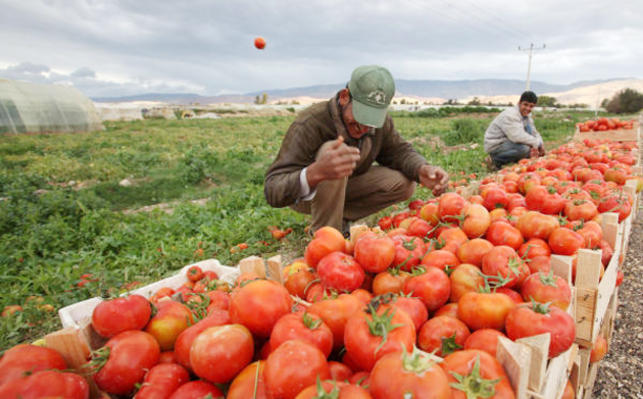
top-left (0, 0), bottom-right (641, 97)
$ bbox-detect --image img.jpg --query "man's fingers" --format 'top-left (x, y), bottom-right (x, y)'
top-left (330, 136), bottom-right (345, 149)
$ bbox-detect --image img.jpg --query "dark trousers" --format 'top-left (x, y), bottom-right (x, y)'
top-left (489, 141), bottom-right (531, 169)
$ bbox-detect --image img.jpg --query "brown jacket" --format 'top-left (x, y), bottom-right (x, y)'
top-left (264, 93), bottom-right (427, 208)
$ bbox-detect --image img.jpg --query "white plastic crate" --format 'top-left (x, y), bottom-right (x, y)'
top-left (58, 258), bottom-right (238, 329)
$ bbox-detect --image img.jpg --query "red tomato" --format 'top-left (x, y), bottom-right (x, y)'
top-left (227, 361), bottom-right (269, 399)
top-left (441, 349), bottom-right (516, 399)
top-left (173, 309), bottom-right (230, 370)
top-left (158, 351), bottom-right (177, 364)
top-left (369, 348), bottom-right (451, 399)
top-left (457, 292), bottom-right (516, 331)
top-left (485, 221), bottom-right (524, 250)
top-left (190, 324), bottom-right (254, 383)
top-left (419, 202), bottom-right (440, 225)
top-left (307, 293), bottom-right (363, 350)
top-left (520, 271), bottom-right (572, 310)
top-left (305, 227), bottom-right (347, 268)
top-left (402, 266), bottom-right (451, 312)
top-left (328, 361), bottom-right (354, 381)
top-left (169, 381), bottom-right (224, 399)
top-left (344, 304), bottom-right (416, 371)
top-left (437, 227), bottom-right (469, 253)
top-left (0, 370), bottom-right (89, 399)
top-left (418, 316), bottom-right (471, 357)
top-left (527, 255), bottom-right (551, 274)
top-left (449, 263), bottom-right (484, 303)
top-left (206, 290), bottom-right (231, 312)
top-left (505, 302), bottom-right (575, 358)
top-left (254, 37), bottom-right (266, 49)
top-left (145, 300), bottom-right (193, 351)
top-left (391, 295), bottom-right (429, 331)
top-left (590, 335), bottom-right (608, 363)
top-left (525, 185), bottom-right (566, 215)
top-left (295, 380), bottom-right (372, 399)
top-left (564, 199), bottom-right (598, 221)
top-left (439, 192), bottom-right (467, 223)
top-left (391, 234), bottom-right (427, 271)
top-left (464, 329), bottom-right (508, 357)
top-left (518, 238), bottom-right (551, 259)
top-left (186, 266), bottom-right (204, 282)
top-left (134, 363), bottom-right (190, 399)
top-left (269, 312), bottom-right (334, 357)
top-left (93, 330), bottom-right (161, 395)
top-left (229, 279), bottom-right (293, 337)
top-left (354, 234), bottom-right (395, 273)
top-left (0, 344), bottom-right (67, 386)
top-left (461, 204), bottom-right (491, 238)
top-left (317, 252), bottom-right (365, 292)
top-left (264, 340), bottom-right (331, 399)
top-left (421, 249), bottom-right (460, 272)
top-left (456, 238), bottom-right (493, 266)
top-left (482, 187), bottom-right (509, 211)
top-left (548, 227), bottom-right (584, 256)
top-left (516, 211), bottom-right (559, 240)
top-left (377, 216), bottom-right (393, 230)
top-left (406, 217), bottom-right (433, 239)
top-left (283, 261), bottom-right (317, 298)
top-left (92, 294), bottom-right (152, 338)
top-left (481, 246), bottom-right (529, 289)
top-left (434, 303), bottom-right (459, 318)
top-left (372, 269), bottom-right (410, 296)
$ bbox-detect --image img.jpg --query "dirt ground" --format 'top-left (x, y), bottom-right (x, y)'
top-left (591, 208), bottom-right (643, 398)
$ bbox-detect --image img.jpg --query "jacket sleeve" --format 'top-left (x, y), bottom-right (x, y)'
top-left (500, 112), bottom-right (540, 148)
top-left (375, 116), bottom-right (427, 182)
top-left (264, 121), bottom-right (324, 208)
top-left (530, 116), bottom-right (544, 147)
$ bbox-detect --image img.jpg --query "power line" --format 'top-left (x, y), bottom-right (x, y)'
top-left (457, 0), bottom-right (534, 40)
top-left (518, 43), bottom-right (546, 90)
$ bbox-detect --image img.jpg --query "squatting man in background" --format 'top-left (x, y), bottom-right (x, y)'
top-left (484, 91), bottom-right (545, 170)
top-left (264, 65), bottom-right (449, 235)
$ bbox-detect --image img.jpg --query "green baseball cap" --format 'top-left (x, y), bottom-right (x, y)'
top-left (348, 65), bottom-right (395, 128)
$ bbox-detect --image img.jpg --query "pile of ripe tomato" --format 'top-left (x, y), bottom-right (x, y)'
top-left (577, 117), bottom-right (635, 132)
top-left (0, 139), bottom-right (637, 399)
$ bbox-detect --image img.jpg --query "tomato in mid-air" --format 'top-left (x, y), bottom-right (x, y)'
top-left (254, 37), bottom-right (266, 49)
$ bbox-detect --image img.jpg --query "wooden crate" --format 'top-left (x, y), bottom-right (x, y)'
top-left (573, 212), bottom-right (622, 347)
top-left (496, 256), bottom-right (577, 399)
top-left (574, 289), bottom-right (619, 399)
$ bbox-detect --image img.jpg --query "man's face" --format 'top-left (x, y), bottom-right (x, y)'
top-left (341, 101), bottom-right (373, 139)
top-left (519, 101), bottom-right (536, 117)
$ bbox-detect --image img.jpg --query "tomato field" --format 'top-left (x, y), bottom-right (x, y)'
top-left (0, 109), bottom-right (640, 399)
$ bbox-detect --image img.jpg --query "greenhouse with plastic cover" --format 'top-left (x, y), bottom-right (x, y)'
top-left (0, 79), bottom-right (103, 134)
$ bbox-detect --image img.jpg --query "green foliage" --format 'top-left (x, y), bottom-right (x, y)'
top-left (537, 95), bottom-right (559, 108)
top-left (441, 119), bottom-right (486, 146)
top-left (604, 88), bottom-right (643, 114)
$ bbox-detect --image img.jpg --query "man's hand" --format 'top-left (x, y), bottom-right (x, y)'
top-left (418, 164), bottom-right (449, 196)
top-left (306, 136), bottom-right (361, 189)
top-left (529, 146), bottom-right (539, 158)
top-left (538, 145), bottom-right (546, 157)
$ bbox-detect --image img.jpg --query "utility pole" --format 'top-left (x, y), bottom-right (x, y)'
top-left (518, 43), bottom-right (546, 91)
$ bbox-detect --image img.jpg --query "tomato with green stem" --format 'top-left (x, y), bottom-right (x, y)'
top-left (418, 315), bottom-right (471, 357)
top-left (93, 330), bottom-right (161, 395)
top-left (344, 301), bottom-right (416, 371)
top-left (269, 312), bottom-right (333, 357)
top-left (441, 349), bottom-right (516, 399)
top-left (369, 346), bottom-right (451, 399)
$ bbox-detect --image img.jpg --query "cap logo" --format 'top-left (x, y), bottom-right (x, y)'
top-left (367, 90), bottom-right (387, 105)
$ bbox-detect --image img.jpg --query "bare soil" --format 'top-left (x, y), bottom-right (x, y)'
top-left (592, 208), bottom-right (643, 398)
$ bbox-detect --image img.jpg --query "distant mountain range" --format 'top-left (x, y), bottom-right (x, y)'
top-left (91, 78), bottom-right (635, 104)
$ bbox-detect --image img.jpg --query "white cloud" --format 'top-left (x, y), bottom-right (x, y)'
top-left (0, 0), bottom-right (640, 97)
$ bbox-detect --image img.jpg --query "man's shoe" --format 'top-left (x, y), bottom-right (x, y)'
top-left (484, 155), bottom-right (498, 171)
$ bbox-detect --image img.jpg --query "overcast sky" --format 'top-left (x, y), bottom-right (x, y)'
top-left (1, 0), bottom-right (641, 98)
